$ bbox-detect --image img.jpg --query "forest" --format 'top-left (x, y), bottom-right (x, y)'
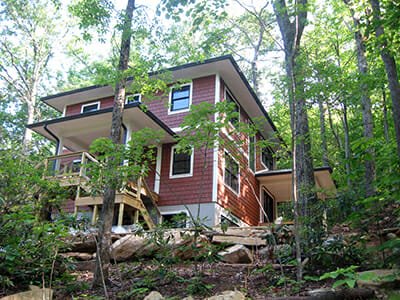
top-left (0, 0), bottom-right (399, 299)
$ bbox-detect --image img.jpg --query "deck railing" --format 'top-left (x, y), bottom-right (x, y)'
top-left (44, 151), bottom-right (98, 180)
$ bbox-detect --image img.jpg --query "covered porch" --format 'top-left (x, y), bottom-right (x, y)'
top-left (256, 167), bottom-right (336, 223)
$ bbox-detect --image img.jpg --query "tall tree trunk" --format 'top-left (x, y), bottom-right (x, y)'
top-left (93, 0), bottom-right (135, 288)
top-left (23, 100), bottom-right (35, 150)
top-left (327, 104), bottom-right (343, 151)
top-left (341, 102), bottom-right (352, 188)
top-left (318, 98), bottom-right (329, 166)
top-left (273, 0), bottom-right (317, 281)
top-left (382, 87), bottom-right (390, 143)
top-left (346, 2), bottom-right (375, 197)
top-left (370, 0), bottom-right (400, 159)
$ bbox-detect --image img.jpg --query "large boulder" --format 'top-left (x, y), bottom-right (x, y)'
top-left (357, 269), bottom-right (400, 288)
top-left (218, 245), bottom-right (253, 264)
top-left (111, 234), bottom-right (157, 261)
top-left (205, 290), bottom-right (245, 300)
top-left (1, 286), bottom-right (52, 300)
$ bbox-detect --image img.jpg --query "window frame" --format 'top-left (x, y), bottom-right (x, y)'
top-left (223, 150), bottom-right (240, 195)
top-left (248, 135), bottom-right (256, 173)
top-left (125, 93), bottom-right (142, 104)
top-left (225, 88), bottom-right (240, 127)
top-left (161, 211), bottom-right (188, 228)
top-left (261, 146), bottom-right (274, 170)
top-left (169, 145), bottom-right (194, 179)
top-left (81, 101), bottom-right (100, 114)
top-left (168, 83), bottom-right (192, 114)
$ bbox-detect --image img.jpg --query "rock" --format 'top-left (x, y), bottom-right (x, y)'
top-left (357, 269), bottom-right (400, 288)
top-left (182, 297), bottom-right (194, 300)
top-left (386, 232), bottom-right (397, 240)
top-left (307, 288), bottom-right (336, 298)
top-left (111, 234), bottom-right (157, 261)
top-left (218, 245), bottom-right (253, 264)
top-left (60, 252), bottom-right (92, 261)
top-left (212, 235), bottom-right (266, 246)
top-left (69, 234), bottom-right (96, 252)
top-left (72, 260), bottom-right (95, 272)
top-left (1, 285), bottom-right (52, 300)
top-left (205, 290), bottom-right (245, 300)
top-left (143, 291), bottom-right (164, 300)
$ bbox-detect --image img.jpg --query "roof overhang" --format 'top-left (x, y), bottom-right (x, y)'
top-left (27, 103), bottom-right (175, 151)
top-left (256, 167), bottom-right (336, 202)
top-left (41, 55), bottom-right (281, 145)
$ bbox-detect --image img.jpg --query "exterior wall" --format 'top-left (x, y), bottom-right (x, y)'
top-left (65, 96), bottom-right (114, 116)
top-left (145, 75), bottom-right (216, 128)
top-left (158, 203), bottom-right (218, 227)
top-left (157, 143), bottom-right (214, 207)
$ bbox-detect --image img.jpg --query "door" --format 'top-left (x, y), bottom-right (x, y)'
top-left (263, 189), bottom-right (274, 223)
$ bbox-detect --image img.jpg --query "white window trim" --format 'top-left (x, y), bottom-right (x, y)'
top-left (223, 150), bottom-right (240, 196)
top-left (81, 101), bottom-right (100, 113)
top-left (168, 82), bottom-right (192, 115)
top-left (225, 88), bottom-right (240, 127)
top-left (125, 93), bottom-right (141, 104)
top-left (248, 135), bottom-right (256, 174)
top-left (169, 145), bottom-right (194, 179)
top-left (160, 210), bottom-right (189, 228)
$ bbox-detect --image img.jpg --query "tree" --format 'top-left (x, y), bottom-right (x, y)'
top-left (272, 0), bottom-right (317, 280)
top-left (369, 0), bottom-right (400, 160)
top-left (0, 0), bottom-right (64, 150)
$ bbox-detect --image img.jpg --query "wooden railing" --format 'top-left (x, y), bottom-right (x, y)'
top-left (44, 151), bottom-right (98, 180)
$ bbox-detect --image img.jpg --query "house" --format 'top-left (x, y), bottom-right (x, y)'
top-left (27, 55), bottom-right (335, 228)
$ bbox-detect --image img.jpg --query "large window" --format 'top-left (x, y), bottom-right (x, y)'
top-left (249, 136), bottom-right (256, 172)
top-left (226, 90), bottom-right (240, 126)
top-left (170, 84), bottom-right (191, 112)
top-left (81, 102), bottom-right (100, 113)
top-left (261, 147), bottom-right (274, 170)
top-left (224, 152), bottom-right (239, 193)
top-left (170, 146), bottom-right (193, 177)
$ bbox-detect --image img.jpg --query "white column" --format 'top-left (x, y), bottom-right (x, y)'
top-left (154, 145), bottom-right (162, 193)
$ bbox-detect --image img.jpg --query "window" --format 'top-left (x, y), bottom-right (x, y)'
top-left (126, 94), bottom-right (141, 104)
top-left (249, 136), bottom-right (256, 172)
top-left (81, 102), bottom-right (100, 113)
top-left (226, 90), bottom-right (239, 126)
top-left (170, 146), bottom-right (193, 177)
top-left (261, 147), bottom-right (274, 170)
top-left (162, 212), bottom-right (187, 228)
top-left (224, 152), bottom-right (239, 193)
top-left (170, 84), bottom-right (191, 112)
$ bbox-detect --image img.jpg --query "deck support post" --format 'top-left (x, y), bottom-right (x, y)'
top-left (118, 203), bottom-right (124, 226)
top-left (92, 205), bottom-right (98, 225)
top-left (134, 210), bottom-right (139, 223)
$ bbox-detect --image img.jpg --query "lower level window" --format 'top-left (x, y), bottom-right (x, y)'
top-left (170, 146), bottom-right (193, 177)
top-left (162, 212), bottom-right (187, 228)
top-left (224, 152), bottom-right (239, 193)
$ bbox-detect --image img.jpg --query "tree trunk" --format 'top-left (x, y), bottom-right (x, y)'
top-left (23, 100), bottom-right (35, 150)
top-left (341, 102), bottom-right (352, 189)
top-left (327, 104), bottom-right (343, 151)
top-left (370, 0), bottom-right (400, 159)
top-left (318, 98), bottom-right (329, 166)
top-left (273, 0), bottom-right (317, 281)
top-left (382, 87), bottom-right (390, 143)
top-left (347, 3), bottom-right (375, 197)
top-left (93, 0), bottom-right (135, 288)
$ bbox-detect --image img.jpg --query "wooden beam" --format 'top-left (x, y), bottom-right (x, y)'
top-left (92, 205), bottom-right (98, 225)
top-left (118, 203), bottom-right (124, 226)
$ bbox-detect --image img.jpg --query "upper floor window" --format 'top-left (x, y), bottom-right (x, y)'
top-left (261, 147), bottom-right (274, 170)
top-left (226, 89), bottom-right (240, 126)
top-left (224, 151), bottom-right (239, 194)
top-left (249, 136), bottom-right (256, 172)
top-left (126, 93), bottom-right (141, 104)
top-left (81, 102), bottom-right (100, 113)
top-left (169, 84), bottom-right (191, 113)
top-left (170, 145), bottom-right (193, 178)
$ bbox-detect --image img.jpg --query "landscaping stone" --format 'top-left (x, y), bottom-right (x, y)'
top-left (1, 285), bottom-right (52, 300)
top-left (143, 291), bottom-right (164, 300)
top-left (60, 252), bottom-right (92, 261)
top-left (111, 234), bottom-right (156, 261)
top-left (218, 245), bottom-right (253, 264)
top-left (206, 290), bottom-right (245, 300)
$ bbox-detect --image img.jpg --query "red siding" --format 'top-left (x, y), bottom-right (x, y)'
top-left (145, 75), bottom-right (216, 128)
top-left (65, 96), bottom-right (114, 116)
top-left (157, 143), bottom-right (214, 206)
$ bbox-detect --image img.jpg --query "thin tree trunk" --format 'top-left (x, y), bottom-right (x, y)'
top-left (341, 102), bottom-right (352, 188)
top-left (23, 100), bottom-right (35, 150)
top-left (318, 98), bottom-right (329, 166)
top-left (382, 87), bottom-right (389, 143)
top-left (370, 0), bottom-right (400, 160)
top-left (327, 104), bottom-right (343, 151)
top-left (346, 2), bottom-right (375, 197)
top-left (93, 0), bottom-right (135, 288)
